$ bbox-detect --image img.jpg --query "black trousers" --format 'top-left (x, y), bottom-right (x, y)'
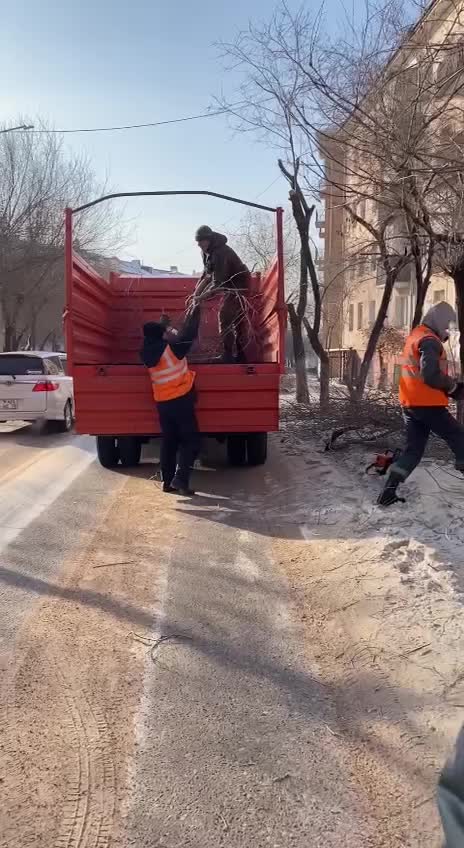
top-left (157, 389), bottom-right (200, 487)
top-left (392, 407), bottom-right (464, 479)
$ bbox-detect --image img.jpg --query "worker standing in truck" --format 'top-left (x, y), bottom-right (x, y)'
top-left (141, 306), bottom-right (201, 496)
top-left (377, 301), bottom-right (464, 505)
top-left (193, 225), bottom-right (251, 363)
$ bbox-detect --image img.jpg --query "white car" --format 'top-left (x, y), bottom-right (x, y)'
top-left (0, 351), bottom-right (74, 432)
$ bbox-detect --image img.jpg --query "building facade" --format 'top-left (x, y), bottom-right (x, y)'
top-left (319, 0), bottom-right (464, 385)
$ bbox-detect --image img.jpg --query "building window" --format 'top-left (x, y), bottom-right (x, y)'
top-left (369, 300), bottom-right (376, 325)
top-left (433, 289), bottom-right (446, 303)
top-left (349, 303), bottom-right (354, 332)
top-left (357, 302), bottom-right (363, 330)
top-left (394, 294), bottom-right (409, 329)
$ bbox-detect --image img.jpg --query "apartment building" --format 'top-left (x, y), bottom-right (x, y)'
top-left (319, 0), bottom-right (464, 384)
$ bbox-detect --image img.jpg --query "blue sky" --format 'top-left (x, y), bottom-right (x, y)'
top-left (2, 0), bottom-right (313, 271)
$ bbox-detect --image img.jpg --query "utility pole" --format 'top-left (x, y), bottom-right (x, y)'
top-left (0, 125), bottom-right (34, 134)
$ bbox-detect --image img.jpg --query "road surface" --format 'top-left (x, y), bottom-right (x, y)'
top-left (0, 424), bottom-right (439, 847)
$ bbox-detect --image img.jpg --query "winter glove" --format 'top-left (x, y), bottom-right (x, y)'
top-left (449, 381), bottom-right (464, 400)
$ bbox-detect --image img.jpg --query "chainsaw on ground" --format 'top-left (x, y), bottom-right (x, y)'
top-left (365, 448), bottom-right (401, 476)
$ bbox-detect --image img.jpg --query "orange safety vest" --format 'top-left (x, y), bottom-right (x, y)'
top-left (148, 345), bottom-right (195, 403)
top-left (399, 324), bottom-right (448, 407)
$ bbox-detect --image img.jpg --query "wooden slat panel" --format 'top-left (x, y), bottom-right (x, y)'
top-left (70, 254), bottom-right (113, 365)
top-left (70, 257), bottom-right (282, 434)
top-left (75, 390), bottom-right (276, 412)
top-left (75, 408), bottom-right (279, 436)
top-left (112, 275), bottom-right (198, 294)
top-left (74, 369), bottom-right (279, 390)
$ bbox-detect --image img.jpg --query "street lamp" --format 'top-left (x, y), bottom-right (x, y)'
top-left (0, 125), bottom-right (34, 134)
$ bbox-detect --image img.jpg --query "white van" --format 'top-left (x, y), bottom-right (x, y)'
top-left (0, 351), bottom-right (74, 432)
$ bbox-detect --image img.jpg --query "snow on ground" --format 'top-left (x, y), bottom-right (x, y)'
top-left (278, 390), bottom-right (464, 840)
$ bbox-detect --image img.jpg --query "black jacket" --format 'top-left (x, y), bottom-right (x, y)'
top-left (140, 307), bottom-right (200, 368)
top-left (202, 232), bottom-right (250, 291)
top-left (419, 330), bottom-right (454, 394)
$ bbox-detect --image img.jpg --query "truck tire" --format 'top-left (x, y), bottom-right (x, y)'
top-left (117, 436), bottom-right (141, 467)
top-left (97, 436), bottom-right (120, 468)
top-left (227, 434), bottom-right (247, 466)
top-left (246, 432), bottom-right (268, 466)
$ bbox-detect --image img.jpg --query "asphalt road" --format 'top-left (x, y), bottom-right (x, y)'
top-left (0, 425), bottom-right (379, 848)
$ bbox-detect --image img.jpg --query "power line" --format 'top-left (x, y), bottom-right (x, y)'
top-left (0, 124), bottom-right (34, 134)
top-left (28, 104), bottom-right (244, 135)
top-left (220, 174), bottom-right (283, 229)
top-left (254, 174), bottom-right (283, 200)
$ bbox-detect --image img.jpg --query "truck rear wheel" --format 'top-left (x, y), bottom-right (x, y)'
top-left (117, 436), bottom-right (142, 467)
top-left (96, 436), bottom-right (119, 468)
top-left (227, 434), bottom-right (247, 466)
top-left (246, 433), bottom-right (268, 466)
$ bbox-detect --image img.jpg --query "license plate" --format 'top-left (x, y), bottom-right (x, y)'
top-left (0, 399), bottom-right (18, 410)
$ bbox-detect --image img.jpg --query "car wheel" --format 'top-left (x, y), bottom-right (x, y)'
top-left (96, 436), bottom-right (120, 468)
top-left (117, 436), bottom-right (142, 467)
top-left (246, 433), bottom-right (268, 466)
top-left (56, 401), bottom-right (73, 433)
top-left (227, 434), bottom-right (247, 466)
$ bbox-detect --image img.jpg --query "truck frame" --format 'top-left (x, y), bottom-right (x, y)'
top-left (65, 191), bottom-right (285, 468)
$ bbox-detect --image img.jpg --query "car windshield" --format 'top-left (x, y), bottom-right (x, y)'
top-left (0, 355), bottom-right (45, 376)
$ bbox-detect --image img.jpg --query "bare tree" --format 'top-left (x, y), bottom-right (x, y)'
top-left (232, 207), bottom-right (300, 296)
top-left (276, 0), bottom-right (463, 368)
top-left (362, 324), bottom-right (404, 389)
top-left (219, 25), bottom-right (330, 405)
top-left (0, 119), bottom-right (123, 350)
top-left (221, 1), bottom-right (464, 404)
top-left (233, 207), bottom-right (318, 388)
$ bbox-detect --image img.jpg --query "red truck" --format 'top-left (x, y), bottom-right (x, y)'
top-left (65, 191), bottom-right (285, 469)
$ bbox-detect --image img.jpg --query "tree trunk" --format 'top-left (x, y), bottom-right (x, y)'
top-left (4, 324), bottom-right (17, 351)
top-left (453, 274), bottom-right (464, 423)
top-left (303, 316), bottom-right (329, 407)
top-left (288, 303), bottom-right (309, 403)
top-left (353, 271), bottom-right (396, 401)
top-left (412, 284), bottom-right (429, 329)
top-left (319, 354), bottom-right (330, 408)
top-left (377, 349), bottom-right (388, 390)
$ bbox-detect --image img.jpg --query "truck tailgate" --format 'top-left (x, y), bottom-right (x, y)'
top-left (72, 364), bottom-right (280, 435)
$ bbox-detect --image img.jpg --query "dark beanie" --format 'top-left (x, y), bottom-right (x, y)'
top-left (195, 225), bottom-right (213, 242)
top-left (143, 321), bottom-right (165, 340)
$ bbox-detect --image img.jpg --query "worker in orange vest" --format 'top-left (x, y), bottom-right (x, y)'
top-left (141, 306), bottom-right (201, 496)
top-left (378, 301), bottom-right (464, 506)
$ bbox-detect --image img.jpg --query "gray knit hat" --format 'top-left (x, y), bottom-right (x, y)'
top-left (195, 225), bottom-right (213, 242)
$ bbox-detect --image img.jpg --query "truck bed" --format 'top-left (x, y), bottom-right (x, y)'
top-left (67, 252), bottom-right (284, 437)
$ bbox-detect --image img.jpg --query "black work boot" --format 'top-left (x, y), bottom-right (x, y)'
top-left (170, 475), bottom-right (195, 497)
top-left (377, 471), bottom-right (406, 506)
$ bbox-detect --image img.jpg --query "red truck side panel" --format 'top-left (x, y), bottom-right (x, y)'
top-left (72, 365), bottom-right (279, 435)
top-left (66, 217), bottom-right (284, 437)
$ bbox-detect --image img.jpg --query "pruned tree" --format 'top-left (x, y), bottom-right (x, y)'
top-left (0, 119), bottom-right (123, 350)
top-left (233, 208), bottom-right (318, 371)
top-left (232, 206), bottom-right (300, 295)
top-left (266, 1), bottom-right (464, 376)
top-left (218, 23), bottom-right (330, 405)
top-left (221, 0), bottom-right (464, 405)
top-left (362, 324), bottom-right (405, 389)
